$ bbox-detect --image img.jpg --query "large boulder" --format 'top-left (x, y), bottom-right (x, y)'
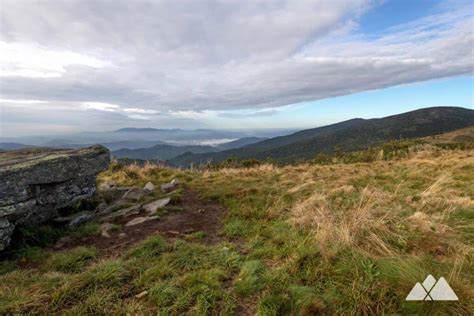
top-left (0, 145), bottom-right (110, 250)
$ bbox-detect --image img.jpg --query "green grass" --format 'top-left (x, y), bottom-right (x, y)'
top-left (47, 246), bottom-right (97, 273)
top-left (234, 260), bottom-right (265, 297)
top-left (11, 222), bottom-right (99, 250)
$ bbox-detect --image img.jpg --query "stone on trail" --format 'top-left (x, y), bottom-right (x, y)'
top-left (96, 202), bottom-right (108, 212)
top-left (161, 178), bottom-right (180, 192)
top-left (135, 291), bottom-right (148, 299)
top-left (98, 200), bottom-right (131, 216)
top-left (125, 216), bottom-right (155, 227)
top-left (98, 204), bottom-right (142, 222)
top-left (143, 182), bottom-right (155, 193)
top-left (100, 222), bottom-right (114, 238)
top-left (143, 197), bottom-right (171, 215)
top-left (122, 188), bottom-right (145, 201)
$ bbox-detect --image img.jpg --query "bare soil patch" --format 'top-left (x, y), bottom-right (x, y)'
top-left (54, 189), bottom-right (226, 256)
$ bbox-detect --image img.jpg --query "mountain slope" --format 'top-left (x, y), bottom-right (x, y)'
top-left (215, 137), bottom-right (267, 150)
top-left (170, 107), bottom-right (474, 166)
top-left (422, 126), bottom-right (474, 145)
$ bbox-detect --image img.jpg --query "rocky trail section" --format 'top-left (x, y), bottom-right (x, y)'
top-left (54, 179), bottom-right (226, 256)
top-left (0, 146), bottom-right (110, 250)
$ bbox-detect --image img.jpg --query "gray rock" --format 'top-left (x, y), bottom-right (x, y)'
top-left (100, 222), bottom-right (114, 238)
top-left (0, 146), bottom-right (110, 250)
top-left (143, 197), bottom-right (171, 215)
top-left (125, 216), bottom-right (155, 227)
top-left (53, 211), bottom-right (94, 226)
top-left (100, 186), bottom-right (132, 201)
top-left (122, 188), bottom-right (145, 201)
top-left (53, 236), bottom-right (72, 249)
top-left (98, 204), bottom-right (142, 222)
top-left (69, 213), bottom-right (93, 226)
top-left (143, 182), bottom-right (155, 193)
top-left (98, 200), bottom-right (130, 216)
top-left (96, 202), bottom-right (108, 212)
top-left (135, 290), bottom-right (148, 298)
top-left (161, 178), bottom-right (180, 192)
top-left (98, 181), bottom-right (116, 191)
top-left (0, 219), bottom-right (14, 251)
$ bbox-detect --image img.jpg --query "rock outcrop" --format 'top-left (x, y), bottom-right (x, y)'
top-left (0, 146), bottom-right (110, 250)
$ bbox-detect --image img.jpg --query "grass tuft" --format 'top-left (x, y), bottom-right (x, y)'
top-left (47, 246), bottom-right (97, 273)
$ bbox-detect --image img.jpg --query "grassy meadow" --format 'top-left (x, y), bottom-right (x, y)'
top-left (0, 139), bottom-right (473, 315)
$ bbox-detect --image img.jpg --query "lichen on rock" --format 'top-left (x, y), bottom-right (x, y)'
top-left (0, 145), bottom-right (110, 250)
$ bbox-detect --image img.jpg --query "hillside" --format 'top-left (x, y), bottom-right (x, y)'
top-left (170, 106), bottom-right (474, 166)
top-left (422, 126), bottom-right (474, 145)
top-left (215, 137), bottom-right (267, 150)
top-left (0, 132), bottom-right (473, 315)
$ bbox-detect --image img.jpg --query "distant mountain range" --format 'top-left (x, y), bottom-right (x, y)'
top-left (0, 142), bottom-right (36, 151)
top-left (45, 140), bottom-right (169, 151)
top-left (111, 137), bottom-right (267, 160)
top-left (169, 107), bottom-right (474, 166)
top-left (114, 128), bottom-right (175, 132)
top-left (0, 128), bottom-right (290, 149)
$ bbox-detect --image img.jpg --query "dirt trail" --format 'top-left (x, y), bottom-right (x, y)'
top-left (54, 189), bottom-right (226, 256)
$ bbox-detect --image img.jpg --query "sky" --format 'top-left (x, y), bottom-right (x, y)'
top-left (0, 0), bottom-right (473, 137)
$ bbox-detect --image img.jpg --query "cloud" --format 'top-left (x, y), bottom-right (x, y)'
top-left (0, 42), bottom-right (110, 78)
top-left (0, 98), bottom-right (47, 104)
top-left (82, 102), bottom-right (121, 112)
top-left (0, 0), bottom-right (472, 135)
top-left (218, 109), bottom-right (278, 118)
top-left (0, 99), bottom-right (196, 137)
top-left (123, 108), bottom-right (160, 114)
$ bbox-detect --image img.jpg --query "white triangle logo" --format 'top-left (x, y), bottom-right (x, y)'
top-left (406, 275), bottom-right (458, 301)
top-left (406, 282), bottom-right (428, 301)
top-left (429, 277), bottom-right (459, 301)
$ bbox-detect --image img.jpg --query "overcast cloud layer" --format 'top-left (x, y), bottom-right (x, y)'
top-left (0, 0), bottom-right (473, 136)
